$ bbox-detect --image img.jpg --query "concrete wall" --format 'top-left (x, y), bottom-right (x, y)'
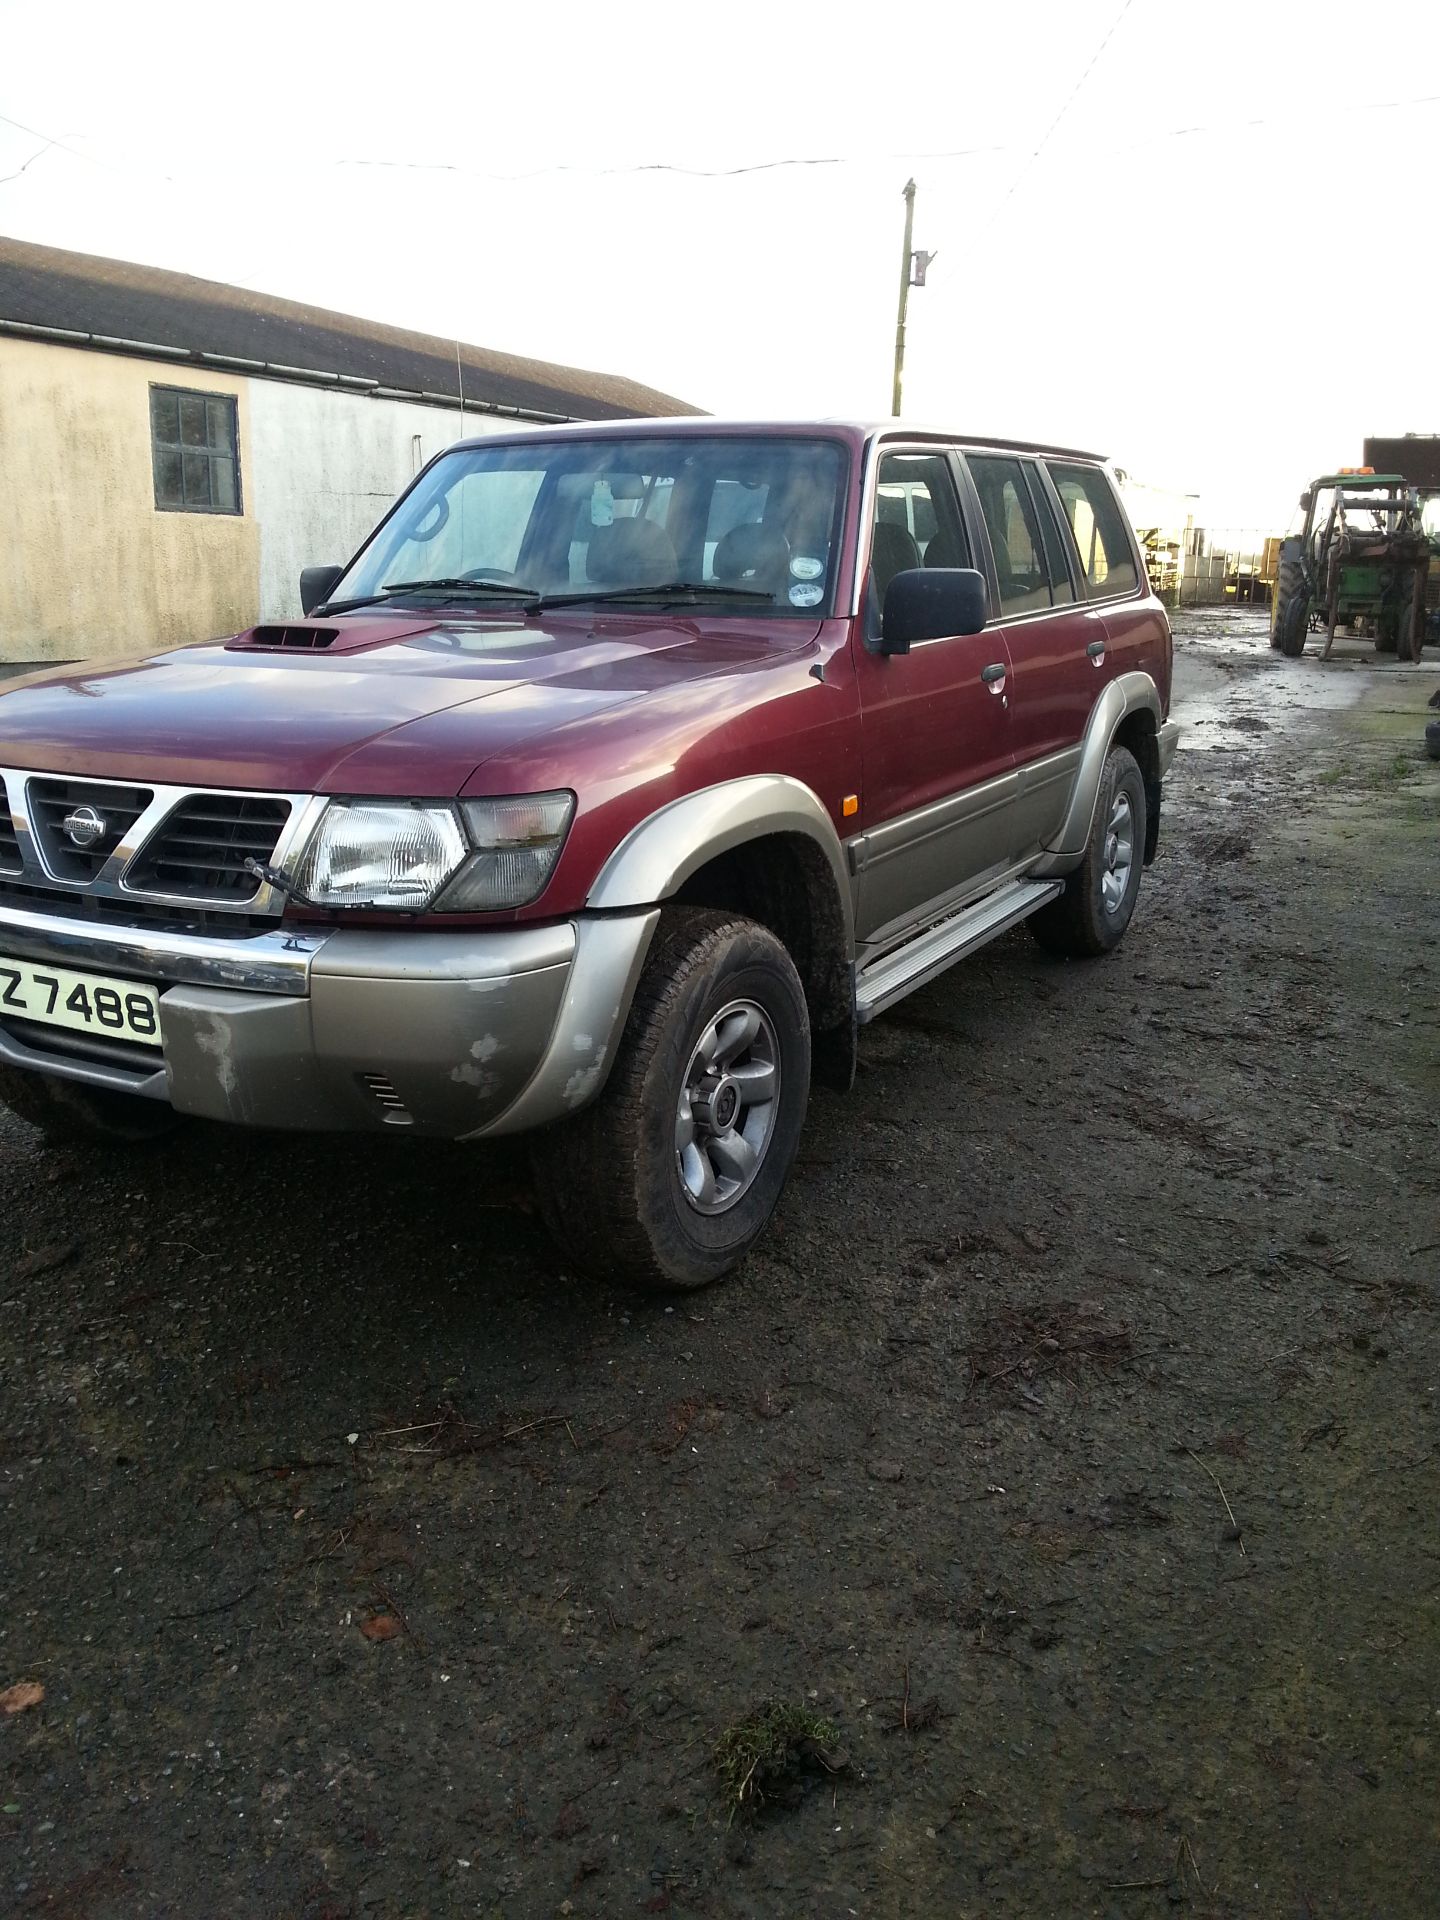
top-left (0, 338), bottom-right (523, 661)
top-left (246, 383), bottom-right (508, 622)
top-left (0, 337), bottom-right (259, 662)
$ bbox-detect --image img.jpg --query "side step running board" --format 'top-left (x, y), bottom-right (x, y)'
top-left (854, 878), bottom-right (1063, 1025)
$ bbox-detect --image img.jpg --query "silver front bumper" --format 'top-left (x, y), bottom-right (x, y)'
top-left (0, 905), bottom-right (658, 1139)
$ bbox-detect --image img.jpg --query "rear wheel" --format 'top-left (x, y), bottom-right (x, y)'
top-left (1030, 745), bottom-right (1147, 959)
top-left (1271, 560), bottom-right (1309, 656)
top-left (532, 909), bottom-right (811, 1290)
top-left (1397, 596), bottom-right (1425, 664)
top-left (0, 1063), bottom-right (180, 1146)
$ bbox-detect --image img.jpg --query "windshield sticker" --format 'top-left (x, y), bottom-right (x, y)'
top-left (591, 481), bottom-right (615, 527)
top-left (790, 555), bottom-right (824, 581)
top-left (789, 583), bottom-right (824, 608)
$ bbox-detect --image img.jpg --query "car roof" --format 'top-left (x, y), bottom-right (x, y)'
top-left (448, 416), bottom-right (1109, 464)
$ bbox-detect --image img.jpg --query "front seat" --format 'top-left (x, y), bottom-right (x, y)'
top-left (586, 517), bottom-right (678, 586)
top-left (713, 523), bottom-right (790, 596)
top-left (870, 522), bottom-right (921, 599)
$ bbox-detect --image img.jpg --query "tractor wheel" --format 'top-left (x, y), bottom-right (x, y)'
top-left (1374, 615), bottom-right (1399, 655)
top-left (1397, 598), bottom-right (1425, 665)
top-left (1271, 561), bottom-right (1309, 657)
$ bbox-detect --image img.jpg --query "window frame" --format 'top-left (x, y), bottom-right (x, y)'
top-left (862, 445), bottom-right (977, 646)
top-left (1041, 459), bottom-right (1142, 604)
top-left (149, 384), bottom-right (243, 517)
top-left (960, 450), bottom-right (1064, 622)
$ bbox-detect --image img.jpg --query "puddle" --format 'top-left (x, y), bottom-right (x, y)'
top-left (1170, 608), bottom-right (1383, 750)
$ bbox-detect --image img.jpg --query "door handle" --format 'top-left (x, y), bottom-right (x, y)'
top-left (980, 662), bottom-right (1007, 684)
top-left (1086, 640), bottom-right (1106, 660)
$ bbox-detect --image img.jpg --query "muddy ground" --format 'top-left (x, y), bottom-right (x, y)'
top-left (1, 611), bottom-right (1437, 1920)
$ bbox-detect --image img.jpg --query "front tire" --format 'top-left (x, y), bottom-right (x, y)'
top-left (1271, 559), bottom-right (1309, 656)
top-left (532, 909), bottom-right (811, 1290)
top-left (0, 1063), bottom-right (181, 1145)
top-left (1029, 745), bottom-right (1147, 959)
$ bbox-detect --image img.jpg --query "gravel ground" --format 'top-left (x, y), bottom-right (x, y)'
top-left (1, 612), bottom-right (1437, 1920)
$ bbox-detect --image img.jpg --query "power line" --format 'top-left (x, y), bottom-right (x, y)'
top-left (0, 139), bottom-right (60, 189)
top-left (0, 109), bottom-right (96, 170)
top-left (993, 0), bottom-right (1138, 218)
top-left (333, 142), bottom-right (1012, 182)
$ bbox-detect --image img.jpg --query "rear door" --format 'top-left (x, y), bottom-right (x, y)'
top-left (962, 452), bottom-right (1104, 854)
top-left (851, 447), bottom-right (1016, 944)
top-left (1044, 460), bottom-right (1170, 712)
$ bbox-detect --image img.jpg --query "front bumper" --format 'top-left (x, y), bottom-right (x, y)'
top-left (0, 904), bottom-right (658, 1139)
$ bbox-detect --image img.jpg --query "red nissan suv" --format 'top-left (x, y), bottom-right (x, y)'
top-left (0, 421), bottom-right (1176, 1286)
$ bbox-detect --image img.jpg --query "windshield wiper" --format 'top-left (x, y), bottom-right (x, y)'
top-left (384, 577), bottom-right (540, 597)
top-left (314, 578), bottom-right (539, 616)
top-left (537, 581), bottom-right (775, 610)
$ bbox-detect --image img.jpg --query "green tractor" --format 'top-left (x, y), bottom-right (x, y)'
top-left (1270, 471), bottom-right (1430, 663)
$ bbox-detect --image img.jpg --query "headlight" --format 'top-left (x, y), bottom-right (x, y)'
top-left (436, 791), bottom-right (575, 910)
top-left (294, 802), bottom-right (467, 910)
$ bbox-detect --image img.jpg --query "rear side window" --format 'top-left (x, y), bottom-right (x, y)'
top-left (967, 456), bottom-right (1056, 615)
top-left (1046, 463), bottom-right (1139, 597)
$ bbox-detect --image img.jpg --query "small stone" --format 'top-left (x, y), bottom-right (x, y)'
top-left (867, 1459), bottom-right (904, 1483)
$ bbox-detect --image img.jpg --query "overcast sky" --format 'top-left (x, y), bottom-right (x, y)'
top-left (3, 0), bottom-right (1438, 527)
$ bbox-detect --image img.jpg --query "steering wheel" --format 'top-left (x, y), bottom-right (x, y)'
top-left (462, 566), bottom-right (519, 583)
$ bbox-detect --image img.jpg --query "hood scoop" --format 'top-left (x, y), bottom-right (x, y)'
top-left (231, 624), bottom-right (339, 651)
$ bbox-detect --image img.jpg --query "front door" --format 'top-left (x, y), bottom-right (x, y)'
top-left (850, 448), bottom-right (1016, 945)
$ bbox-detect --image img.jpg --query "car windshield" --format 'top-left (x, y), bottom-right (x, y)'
top-left (330, 434), bottom-right (848, 616)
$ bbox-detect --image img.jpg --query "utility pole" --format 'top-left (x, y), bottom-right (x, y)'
top-left (891, 178), bottom-right (916, 418)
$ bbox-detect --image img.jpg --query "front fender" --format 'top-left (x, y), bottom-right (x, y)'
top-left (587, 773), bottom-right (855, 956)
top-left (1031, 671), bottom-right (1163, 876)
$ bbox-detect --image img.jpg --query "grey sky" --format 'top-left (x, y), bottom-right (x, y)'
top-left (3, 0), bottom-right (1438, 527)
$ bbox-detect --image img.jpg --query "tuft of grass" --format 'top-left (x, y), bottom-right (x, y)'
top-left (713, 1703), bottom-right (848, 1819)
top-left (1364, 752), bottom-right (1413, 790)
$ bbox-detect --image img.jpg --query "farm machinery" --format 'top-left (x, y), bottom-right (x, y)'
top-left (1270, 471), bottom-right (1432, 663)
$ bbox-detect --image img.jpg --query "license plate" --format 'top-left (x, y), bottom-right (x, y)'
top-left (0, 955), bottom-right (161, 1047)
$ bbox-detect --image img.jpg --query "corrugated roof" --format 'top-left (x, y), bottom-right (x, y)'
top-left (0, 234), bottom-right (701, 422)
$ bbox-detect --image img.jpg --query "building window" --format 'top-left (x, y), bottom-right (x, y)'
top-left (150, 386), bottom-right (241, 514)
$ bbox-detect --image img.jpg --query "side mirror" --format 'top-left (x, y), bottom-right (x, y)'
top-left (879, 567), bottom-right (988, 655)
top-left (1298, 489), bottom-right (1313, 513)
top-left (300, 564), bottom-right (344, 615)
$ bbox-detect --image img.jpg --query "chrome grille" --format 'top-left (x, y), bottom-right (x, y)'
top-left (126, 795), bottom-right (291, 902)
top-left (0, 770), bottom-right (312, 919)
top-left (0, 780), bottom-right (20, 874)
top-left (0, 879), bottom-right (275, 935)
top-left (28, 777), bottom-right (153, 883)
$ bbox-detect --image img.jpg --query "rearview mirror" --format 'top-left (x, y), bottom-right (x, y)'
top-left (879, 567), bottom-right (988, 655)
top-left (300, 564), bottom-right (343, 615)
top-left (1298, 489), bottom-right (1313, 513)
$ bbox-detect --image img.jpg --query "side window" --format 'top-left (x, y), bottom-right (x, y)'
top-left (870, 452), bottom-right (970, 600)
top-left (967, 456), bottom-right (1054, 615)
top-left (1045, 463), bottom-right (1139, 598)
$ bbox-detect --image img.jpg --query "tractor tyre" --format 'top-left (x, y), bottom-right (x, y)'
top-left (1271, 561), bottom-right (1309, 657)
top-left (1397, 599), bottom-right (1424, 665)
top-left (1375, 608), bottom-right (1399, 654)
